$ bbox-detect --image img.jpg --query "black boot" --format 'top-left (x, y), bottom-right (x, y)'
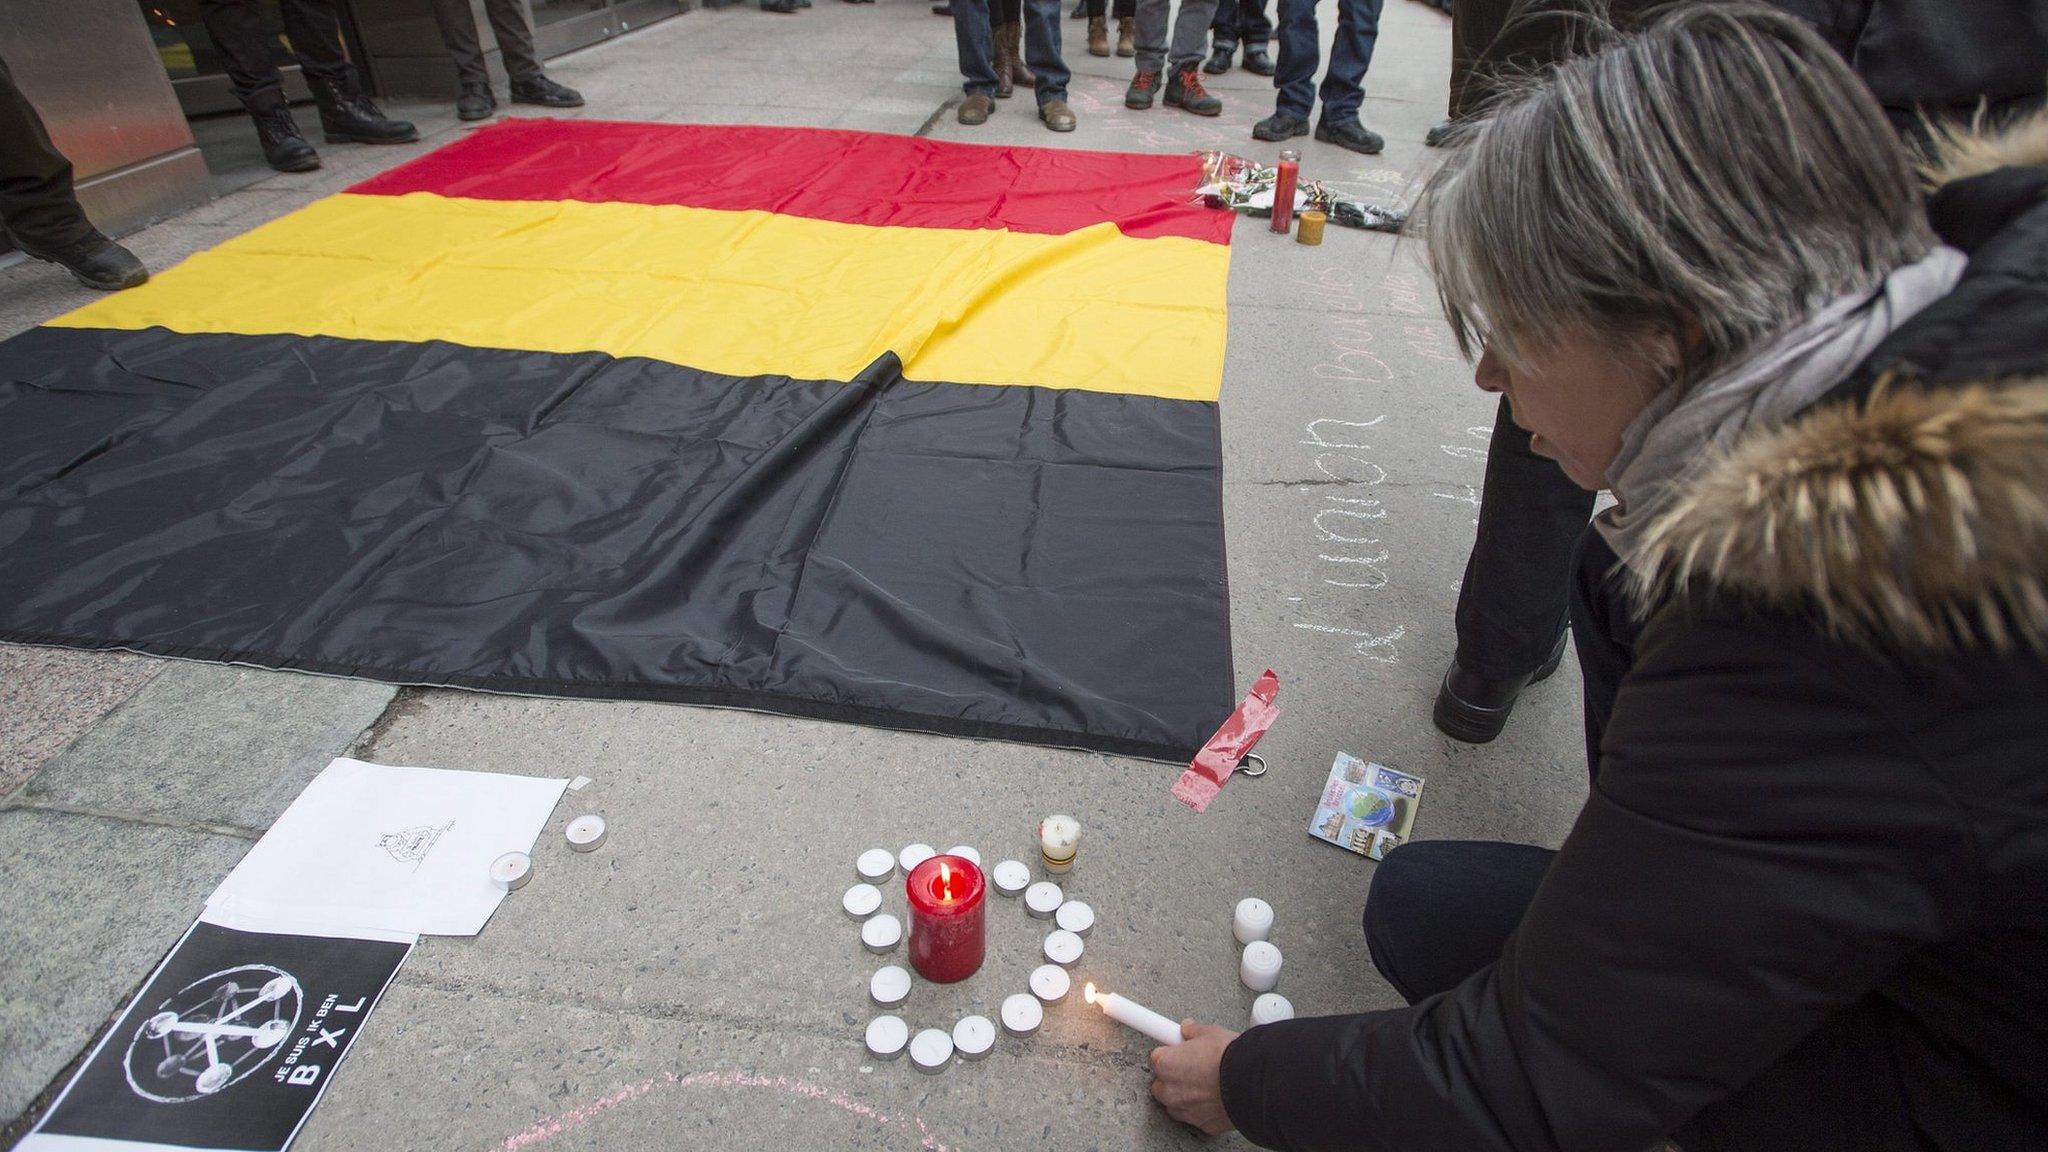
top-left (311, 75), bottom-right (419, 145)
top-left (1432, 632), bottom-right (1569, 744)
top-left (1424, 118), bottom-right (1459, 147)
top-left (10, 229), bottom-right (148, 292)
top-left (1203, 43), bottom-right (1233, 74)
top-left (1313, 115), bottom-right (1384, 154)
top-left (456, 82), bottom-right (495, 121)
top-left (510, 75), bottom-right (584, 108)
top-left (1241, 43), bottom-right (1274, 75)
top-left (252, 106), bottom-right (320, 172)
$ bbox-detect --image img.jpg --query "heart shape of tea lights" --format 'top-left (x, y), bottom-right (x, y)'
top-left (848, 840), bottom-right (1086, 1074)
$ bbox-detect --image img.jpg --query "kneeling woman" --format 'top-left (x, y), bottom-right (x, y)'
top-left (1151, 5), bottom-right (2048, 1150)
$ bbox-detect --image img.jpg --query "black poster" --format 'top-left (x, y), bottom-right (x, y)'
top-left (31, 919), bottom-right (411, 1152)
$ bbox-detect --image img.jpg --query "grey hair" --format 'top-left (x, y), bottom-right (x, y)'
top-left (1419, 2), bottom-right (1935, 385)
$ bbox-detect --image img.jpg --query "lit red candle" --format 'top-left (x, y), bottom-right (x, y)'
top-left (906, 854), bottom-right (986, 983)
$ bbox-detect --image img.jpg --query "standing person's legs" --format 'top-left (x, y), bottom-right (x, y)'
top-left (1362, 840), bottom-right (1553, 1004)
top-left (1133, 0), bottom-right (1172, 77)
top-left (1269, 0), bottom-right (1318, 123)
top-left (1437, 395), bottom-right (1596, 743)
top-left (424, 0), bottom-right (492, 88)
top-left (952, 0), bottom-right (1001, 107)
top-left (1167, 0), bottom-right (1221, 72)
top-left (1448, 0), bottom-right (1513, 120)
top-left (1314, 0), bottom-right (1379, 124)
top-left (1210, 0), bottom-right (1237, 52)
top-left (196, 0), bottom-right (293, 113)
top-left (0, 55), bottom-right (95, 254)
top-left (1022, 0), bottom-right (1075, 124)
top-left (1237, 0), bottom-right (1272, 49)
top-left (275, 0), bottom-right (352, 88)
top-left (481, 0), bottom-right (546, 84)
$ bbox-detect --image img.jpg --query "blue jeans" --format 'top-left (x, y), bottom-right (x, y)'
top-left (1209, 0), bottom-right (1271, 51)
top-left (1271, 0), bottom-right (1380, 122)
top-left (953, 0), bottom-right (1072, 106)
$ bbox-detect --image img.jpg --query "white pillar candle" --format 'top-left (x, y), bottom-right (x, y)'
top-left (1024, 881), bottom-right (1064, 919)
top-left (565, 814), bottom-right (608, 852)
top-left (870, 965), bottom-right (911, 1006)
top-left (1055, 900), bottom-right (1095, 936)
top-left (952, 1014), bottom-right (996, 1059)
top-left (899, 843), bottom-right (937, 872)
top-left (909, 1027), bottom-right (954, 1074)
top-left (1240, 940), bottom-right (1282, 992)
top-left (1029, 963), bottom-right (1071, 1003)
top-left (865, 1015), bottom-right (908, 1059)
top-left (1001, 992), bottom-right (1043, 1036)
top-left (843, 883), bottom-right (882, 919)
top-left (1233, 897), bottom-right (1273, 944)
top-left (1044, 928), bottom-right (1084, 967)
top-left (1251, 992), bottom-right (1295, 1025)
top-left (1084, 983), bottom-right (1183, 1046)
top-left (857, 848), bottom-right (896, 882)
top-left (991, 859), bottom-right (1031, 896)
top-left (862, 912), bottom-right (903, 954)
top-left (943, 845), bottom-right (982, 866)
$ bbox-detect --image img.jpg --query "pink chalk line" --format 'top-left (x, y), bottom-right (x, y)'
top-left (497, 1069), bottom-right (958, 1152)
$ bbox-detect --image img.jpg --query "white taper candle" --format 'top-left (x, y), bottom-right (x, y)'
top-left (1084, 983), bottom-right (1183, 1046)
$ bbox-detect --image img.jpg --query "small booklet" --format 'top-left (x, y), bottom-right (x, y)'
top-left (1307, 752), bottom-right (1424, 861)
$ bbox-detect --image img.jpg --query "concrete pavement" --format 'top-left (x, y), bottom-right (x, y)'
top-left (0, 3), bottom-right (1591, 1148)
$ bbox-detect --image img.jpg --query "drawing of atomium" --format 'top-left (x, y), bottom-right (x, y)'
top-left (124, 965), bottom-right (303, 1102)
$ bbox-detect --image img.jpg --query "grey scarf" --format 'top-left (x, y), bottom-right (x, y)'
top-left (1598, 245), bottom-right (1967, 564)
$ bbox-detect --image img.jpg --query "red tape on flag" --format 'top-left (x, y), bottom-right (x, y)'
top-left (1171, 670), bottom-right (1280, 812)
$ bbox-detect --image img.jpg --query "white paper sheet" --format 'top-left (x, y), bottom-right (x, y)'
top-left (204, 757), bottom-right (566, 937)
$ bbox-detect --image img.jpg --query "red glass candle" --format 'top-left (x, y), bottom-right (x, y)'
top-left (906, 854), bottom-right (986, 983)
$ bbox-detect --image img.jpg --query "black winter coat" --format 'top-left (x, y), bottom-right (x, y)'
top-left (1219, 120), bottom-right (2048, 1152)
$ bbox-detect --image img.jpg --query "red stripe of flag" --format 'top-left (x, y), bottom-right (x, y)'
top-left (348, 118), bottom-right (1232, 244)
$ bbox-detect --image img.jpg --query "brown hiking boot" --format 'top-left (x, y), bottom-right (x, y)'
top-left (1166, 66), bottom-right (1222, 115)
top-left (993, 22), bottom-right (1018, 98)
top-left (1088, 15), bottom-right (1109, 56)
top-left (1039, 99), bottom-right (1076, 132)
top-left (958, 92), bottom-right (995, 124)
top-left (1115, 16), bottom-right (1135, 56)
top-left (1006, 23), bottom-right (1034, 84)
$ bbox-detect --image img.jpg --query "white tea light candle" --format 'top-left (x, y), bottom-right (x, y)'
top-left (843, 883), bottom-right (882, 919)
top-left (943, 845), bottom-right (982, 866)
top-left (862, 913), bottom-right (903, 954)
top-left (952, 1014), bottom-right (996, 1059)
top-left (565, 814), bottom-right (607, 852)
top-left (865, 1015), bottom-right (908, 1059)
top-left (991, 859), bottom-right (1031, 896)
top-left (490, 851), bottom-right (531, 892)
top-left (1001, 992), bottom-right (1043, 1036)
top-left (909, 1028), bottom-right (954, 1073)
top-left (1044, 928), bottom-right (1084, 967)
top-left (1024, 881), bottom-right (1064, 919)
top-left (870, 965), bottom-right (911, 1006)
top-left (1055, 900), bottom-right (1095, 936)
top-left (1029, 963), bottom-right (1071, 1003)
top-left (899, 843), bottom-right (937, 872)
top-left (857, 848), bottom-right (896, 882)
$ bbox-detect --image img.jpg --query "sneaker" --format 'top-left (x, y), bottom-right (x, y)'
top-left (1251, 112), bottom-right (1309, 141)
top-left (958, 92), bottom-right (995, 125)
top-left (456, 82), bottom-right (495, 121)
top-left (510, 76), bottom-right (584, 107)
top-left (12, 230), bottom-right (148, 292)
top-left (1039, 99), bottom-right (1077, 132)
top-left (1203, 44), bottom-right (1232, 74)
top-left (1166, 66), bottom-right (1221, 116)
top-left (1424, 118), bottom-right (1459, 147)
top-left (1314, 115), bottom-right (1384, 154)
top-left (1125, 69), bottom-right (1159, 110)
top-left (252, 106), bottom-right (320, 172)
top-left (1242, 44), bottom-right (1274, 75)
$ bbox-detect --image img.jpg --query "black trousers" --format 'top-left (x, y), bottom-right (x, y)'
top-left (1084, 0), bottom-right (1138, 21)
top-left (1210, 0), bottom-right (1273, 48)
top-left (1365, 840), bottom-right (1936, 1152)
top-left (0, 54), bottom-right (96, 252)
top-left (426, 0), bottom-right (543, 86)
top-left (196, 0), bottom-right (353, 114)
top-left (1453, 397), bottom-right (1594, 680)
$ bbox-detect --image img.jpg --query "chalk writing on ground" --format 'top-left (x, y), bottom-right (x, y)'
top-left (496, 1069), bottom-right (960, 1152)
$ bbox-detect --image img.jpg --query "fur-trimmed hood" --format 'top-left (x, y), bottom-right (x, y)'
top-left (1629, 115), bottom-right (2048, 655)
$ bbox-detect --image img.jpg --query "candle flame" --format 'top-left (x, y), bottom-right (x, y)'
top-left (1083, 982), bottom-right (1097, 1004)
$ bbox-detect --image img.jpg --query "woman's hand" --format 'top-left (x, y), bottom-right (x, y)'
top-left (1149, 1020), bottom-right (1240, 1134)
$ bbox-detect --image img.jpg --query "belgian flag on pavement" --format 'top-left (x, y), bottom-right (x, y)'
top-left (0, 120), bottom-right (1235, 760)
